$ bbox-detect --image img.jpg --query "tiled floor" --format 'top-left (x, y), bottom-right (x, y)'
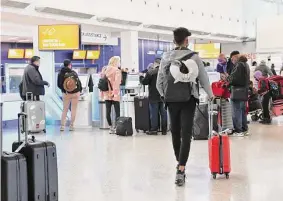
top-left (2, 116), bottom-right (283, 201)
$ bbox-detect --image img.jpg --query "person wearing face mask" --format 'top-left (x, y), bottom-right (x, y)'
top-left (21, 56), bottom-right (50, 101)
top-left (101, 56), bottom-right (122, 134)
top-left (140, 58), bottom-right (168, 135)
top-left (226, 51), bottom-right (240, 75)
top-left (216, 53), bottom-right (228, 80)
top-left (227, 54), bottom-right (250, 137)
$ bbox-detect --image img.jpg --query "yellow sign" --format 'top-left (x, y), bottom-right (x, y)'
top-left (73, 50), bottom-right (86, 60)
top-left (8, 49), bottom-right (24, 59)
top-left (86, 50), bottom-right (100, 59)
top-left (194, 43), bottom-right (221, 59)
top-left (25, 49), bottom-right (34, 58)
top-left (38, 24), bottom-right (80, 50)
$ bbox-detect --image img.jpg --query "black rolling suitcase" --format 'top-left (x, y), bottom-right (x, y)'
top-left (1, 103), bottom-right (29, 201)
top-left (134, 96), bottom-right (150, 132)
top-left (12, 112), bottom-right (59, 201)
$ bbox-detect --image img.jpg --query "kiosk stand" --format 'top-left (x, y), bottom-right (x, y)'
top-left (73, 74), bottom-right (92, 128)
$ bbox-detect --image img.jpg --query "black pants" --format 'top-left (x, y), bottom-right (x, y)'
top-left (105, 100), bottom-right (120, 126)
top-left (167, 98), bottom-right (196, 166)
top-left (262, 92), bottom-right (271, 120)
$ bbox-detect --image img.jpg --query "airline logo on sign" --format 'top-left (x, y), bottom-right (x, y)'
top-left (82, 31), bottom-right (111, 44)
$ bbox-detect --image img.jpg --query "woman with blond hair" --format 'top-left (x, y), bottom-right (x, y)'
top-left (101, 56), bottom-right (122, 133)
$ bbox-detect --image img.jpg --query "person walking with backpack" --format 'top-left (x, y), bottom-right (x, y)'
top-left (57, 59), bottom-right (82, 131)
top-left (140, 58), bottom-right (167, 135)
top-left (156, 27), bottom-right (213, 186)
top-left (101, 56), bottom-right (122, 134)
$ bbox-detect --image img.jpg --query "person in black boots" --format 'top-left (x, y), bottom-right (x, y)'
top-left (157, 27), bottom-right (213, 186)
top-left (140, 58), bottom-right (167, 135)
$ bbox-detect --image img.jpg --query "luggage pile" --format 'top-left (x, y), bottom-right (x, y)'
top-left (1, 103), bottom-right (58, 201)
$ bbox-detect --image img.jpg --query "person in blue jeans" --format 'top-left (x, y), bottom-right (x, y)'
top-left (140, 58), bottom-right (167, 135)
top-left (227, 53), bottom-right (250, 137)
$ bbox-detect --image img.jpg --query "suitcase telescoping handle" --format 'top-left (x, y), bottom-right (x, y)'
top-left (17, 112), bottom-right (29, 144)
top-left (26, 92), bottom-right (34, 101)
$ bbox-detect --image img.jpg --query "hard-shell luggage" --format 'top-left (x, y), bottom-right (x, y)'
top-left (12, 112), bottom-right (58, 201)
top-left (1, 103), bottom-right (29, 201)
top-left (134, 96), bottom-right (150, 132)
top-left (116, 117), bottom-right (133, 136)
top-left (272, 100), bottom-right (283, 116)
top-left (21, 92), bottom-right (46, 134)
top-left (208, 102), bottom-right (231, 179)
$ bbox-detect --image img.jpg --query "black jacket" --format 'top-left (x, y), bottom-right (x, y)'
top-left (227, 56), bottom-right (250, 87)
top-left (226, 59), bottom-right (234, 75)
top-left (140, 67), bottom-right (161, 103)
top-left (22, 64), bottom-right (48, 96)
top-left (57, 67), bottom-right (82, 94)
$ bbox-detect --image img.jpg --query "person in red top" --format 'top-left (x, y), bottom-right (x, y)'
top-left (101, 56), bottom-right (122, 133)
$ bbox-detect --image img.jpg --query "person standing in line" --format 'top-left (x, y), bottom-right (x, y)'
top-left (227, 54), bottom-right (250, 136)
top-left (255, 60), bottom-right (273, 77)
top-left (226, 51), bottom-right (240, 75)
top-left (21, 56), bottom-right (50, 101)
top-left (156, 27), bottom-right (213, 186)
top-left (271, 64), bottom-right (277, 75)
top-left (140, 58), bottom-right (167, 135)
top-left (101, 56), bottom-right (122, 134)
top-left (57, 59), bottom-right (82, 131)
top-left (216, 53), bottom-right (228, 80)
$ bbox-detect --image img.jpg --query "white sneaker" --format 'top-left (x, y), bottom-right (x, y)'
top-left (109, 126), bottom-right (116, 134)
top-left (233, 132), bottom-right (245, 137)
top-left (244, 131), bottom-right (250, 136)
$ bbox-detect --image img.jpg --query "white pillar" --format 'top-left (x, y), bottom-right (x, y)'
top-left (120, 31), bottom-right (139, 72)
top-left (33, 26), bottom-right (55, 94)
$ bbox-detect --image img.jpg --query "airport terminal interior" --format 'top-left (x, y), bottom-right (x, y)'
top-left (1, 0), bottom-right (283, 200)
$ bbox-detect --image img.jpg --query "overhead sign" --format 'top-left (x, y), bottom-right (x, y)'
top-left (194, 43), bottom-right (221, 59)
top-left (81, 31), bottom-right (111, 44)
top-left (73, 50), bottom-right (86, 60)
top-left (8, 49), bottom-right (24, 59)
top-left (86, 50), bottom-right (100, 59)
top-left (25, 49), bottom-right (34, 58)
top-left (38, 24), bottom-right (80, 50)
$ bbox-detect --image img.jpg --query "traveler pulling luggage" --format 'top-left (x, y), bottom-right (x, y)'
top-left (21, 92), bottom-right (46, 134)
top-left (12, 112), bottom-right (59, 201)
top-left (208, 101), bottom-right (231, 179)
top-left (1, 104), bottom-right (28, 201)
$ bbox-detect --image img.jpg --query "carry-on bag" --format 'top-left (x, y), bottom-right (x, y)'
top-left (21, 92), bottom-right (46, 134)
top-left (211, 80), bottom-right (230, 99)
top-left (12, 112), bottom-right (59, 201)
top-left (208, 101), bottom-right (231, 179)
top-left (272, 99), bottom-right (283, 116)
top-left (116, 91), bottom-right (133, 136)
top-left (1, 104), bottom-right (29, 201)
top-left (134, 85), bottom-right (150, 133)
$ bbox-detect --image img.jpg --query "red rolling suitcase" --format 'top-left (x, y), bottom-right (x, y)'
top-left (208, 102), bottom-right (231, 179)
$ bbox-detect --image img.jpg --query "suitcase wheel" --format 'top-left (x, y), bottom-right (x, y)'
top-left (251, 115), bottom-right (259, 121)
top-left (212, 174), bottom-right (217, 179)
top-left (225, 173), bottom-right (230, 179)
top-left (43, 129), bottom-right (46, 133)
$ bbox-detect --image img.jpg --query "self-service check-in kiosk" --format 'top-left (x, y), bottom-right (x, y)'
top-left (73, 74), bottom-right (92, 128)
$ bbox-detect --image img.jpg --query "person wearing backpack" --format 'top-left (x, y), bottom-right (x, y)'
top-left (156, 27), bottom-right (213, 186)
top-left (100, 56), bottom-right (122, 134)
top-left (57, 59), bottom-right (82, 131)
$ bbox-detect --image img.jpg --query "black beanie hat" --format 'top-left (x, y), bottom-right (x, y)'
top-left (230, 51), bottom-right (240, 58)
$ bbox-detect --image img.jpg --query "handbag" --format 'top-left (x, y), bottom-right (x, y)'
top-left (231, 86), bottom-right (248, 101)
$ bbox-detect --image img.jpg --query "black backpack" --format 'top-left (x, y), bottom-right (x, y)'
top-left (163, 52), bottom-right (198, 102)
top-left (98, 76), bottom-right (112, 91)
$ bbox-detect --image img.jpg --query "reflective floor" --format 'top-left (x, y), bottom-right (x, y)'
top-left (2, 116), bottom-right (283, 201)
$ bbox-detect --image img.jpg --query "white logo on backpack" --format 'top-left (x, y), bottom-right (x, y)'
top-left (170, 59), bottom-right (199, 84)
